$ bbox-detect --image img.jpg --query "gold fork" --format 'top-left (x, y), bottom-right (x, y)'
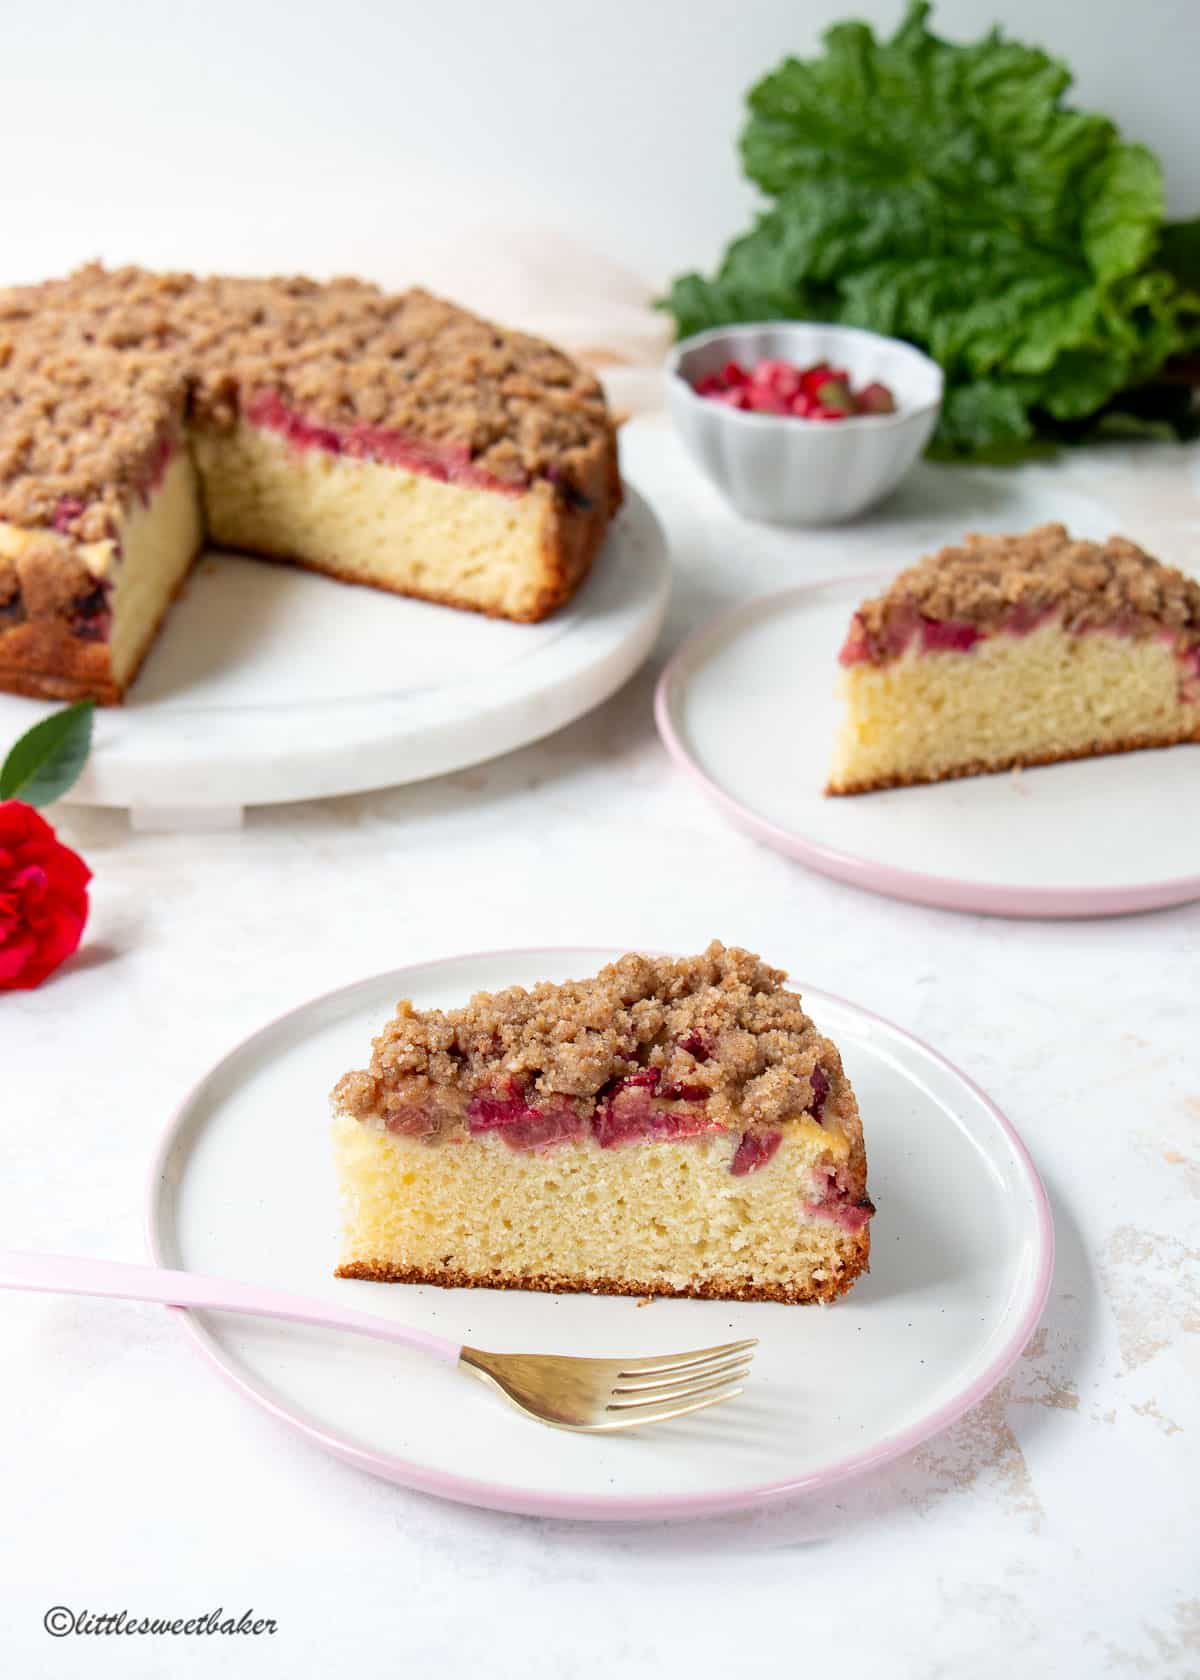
top-left (0, 1250), bottom-right (756, 1433)
top-left (460, 1339), bottom-right (756, 1432)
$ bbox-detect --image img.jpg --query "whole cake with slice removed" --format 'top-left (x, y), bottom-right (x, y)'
top-left (0, 266), bottom-right (620, 703)
top-left (331, 943), bottom-right (873, 1304)
top-left (827, 523), bottom-right (1200, 795)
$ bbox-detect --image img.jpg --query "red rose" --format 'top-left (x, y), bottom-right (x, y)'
top-left (0, 801), bottom-right (91, 990)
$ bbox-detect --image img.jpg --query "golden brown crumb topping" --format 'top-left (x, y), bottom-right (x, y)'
top-left (850, 523), bottom-right (1200, 662)
top-left (0, 343), bottom-right (186, 541)
top-left (0, 264), bottom-right (612, 538)
top-left (334, 942), bottom-right (844, 1134)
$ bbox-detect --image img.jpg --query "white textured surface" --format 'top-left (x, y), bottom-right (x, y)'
top-left (3, 419), bottom-right (1198, 1676)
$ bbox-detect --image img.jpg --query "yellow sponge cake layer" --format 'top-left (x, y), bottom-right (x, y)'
top-left (192, 422), bottom-right (571, 623)
top-left (829, 619), bottom-right (1200, 794)
top-left (333, 1111), bottom-right (869, 1305)
top-left (108, 447), bottom-right (205, 689)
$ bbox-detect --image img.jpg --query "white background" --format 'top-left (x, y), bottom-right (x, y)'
top-left (2, 3), bottom-right (1199, 1674)
top-left (2, 0), bottom-right (1197, 289)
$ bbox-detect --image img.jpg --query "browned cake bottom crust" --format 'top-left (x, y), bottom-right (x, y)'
top-left (337, 1232), bottom-right (871, 1305)
top-left (826, 729), bottom-right (1200, 796)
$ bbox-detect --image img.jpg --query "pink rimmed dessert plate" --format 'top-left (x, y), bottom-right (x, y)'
top-left (655, 578), bottom-right (1200, 917)
top-left (145, 946), bottom-right (1052, 1522)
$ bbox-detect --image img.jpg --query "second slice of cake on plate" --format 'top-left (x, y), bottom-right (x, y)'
top-left (828, 523), bottom-right (1200, 794)
top-left (332, 943), bottom-right (873, 1304)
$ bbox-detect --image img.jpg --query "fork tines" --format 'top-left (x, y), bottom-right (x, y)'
top-left (606, 1337), bottom-right (757, 1423)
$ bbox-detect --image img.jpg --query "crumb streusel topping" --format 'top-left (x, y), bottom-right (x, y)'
top-left (0, 342), bottom-right (187, 543)
top-left (846, 523), bottom-right (1200, 664)
top-left (334, 941), bottom-right (841, 1136)
top-left (0, 263), bottom-right (613, 540)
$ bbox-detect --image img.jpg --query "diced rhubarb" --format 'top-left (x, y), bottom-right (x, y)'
top-left (592, 1067), bottom-right (724, 1148)
top-left (806, 1166), bottom-right (875, 1231)
top-left (746, 387), bottom-right (791, 416)
top-left (465, 1082), bottom-right (528, 1132)
top-left (692, 357), bottom-right (896, 423)
top-left (53, 496), bottom-right (86, 534)
top-left (591, 1068), bottom-right (659, 1148)
top-left (754, 360), bottom-right (802, 399)
top-left (69, 583), bottom-right (112, 644)
top-left (1002, 601), bottom-right (1054, 637)
top-left (813, 377), bottom-right (854, 414)
top-left (856, 382), bottom-right (896, 415)
top-left (920, 618), bottom-right (983, 654)
top-left (837, 613), bottom-right (873, 666)
top-left (676, 1028), bottom-right (713, 1062)
top-left (1178, 643), bottom-right (1200, 703)
top-left (730, 1129), bottom-right (782, 1176)
top-left (497, 1106), bottom-right (584, 1150)
top-left (383, 1104), bottom-right (441, 1138)
top-left (799, 362), bottom-right (834, 396)
top-left (466, 1083), bottom-right (582, 1152)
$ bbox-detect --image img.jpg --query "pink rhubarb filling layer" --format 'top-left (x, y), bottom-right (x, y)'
top-left (371, 1057), bottom-right (864, 1231)
top-left (839, 605), bottom-right (1200, 703)
top-left (38, 435), bottom-right (180, 644)
top-left (838, 602), bottom-right (1058, 666)
top-left (245, 390), bottom-right (527, 495)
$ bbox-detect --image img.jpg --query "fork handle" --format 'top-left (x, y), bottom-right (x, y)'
top-left (0, 1250), bottom-right (462, 1365)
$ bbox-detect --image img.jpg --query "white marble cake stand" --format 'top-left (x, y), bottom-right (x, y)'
top-left (0, 486), bottom-right (668, 831)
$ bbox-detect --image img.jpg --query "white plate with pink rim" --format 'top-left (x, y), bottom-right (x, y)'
top-left (144, 945), bottom-right (1052, 1522)
top-left (0, 487), bottom-right (668, 830)
top-left (654, 579), bottom-right (1200, 918)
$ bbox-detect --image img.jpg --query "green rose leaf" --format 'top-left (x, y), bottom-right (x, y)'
top-left (0, 701), bottom-right (95, 808)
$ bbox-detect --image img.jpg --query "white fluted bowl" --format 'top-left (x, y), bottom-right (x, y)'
top-left (666, 322), bottom-right (943, 526)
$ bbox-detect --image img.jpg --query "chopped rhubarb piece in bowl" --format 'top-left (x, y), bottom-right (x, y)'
top-left (666, 321), bottom-right (942, 524)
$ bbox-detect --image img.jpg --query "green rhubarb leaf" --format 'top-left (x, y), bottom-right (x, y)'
top-left (930, 380), bottom-right (1035, 459)
top-left (0, 701), bottom-right (95, 808)
top-left (1157, 218), bottom-right (1200, 293)
top-left (660, 0), bottom-right (1200, 461)
top-left (1081, 146), bottom-right (1164, 283)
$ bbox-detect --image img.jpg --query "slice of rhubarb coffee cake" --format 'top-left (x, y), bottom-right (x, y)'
top-left (828, 523), bottom-right (1200, 794)
top-left (332, 943), bottom-right (873, 1304)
